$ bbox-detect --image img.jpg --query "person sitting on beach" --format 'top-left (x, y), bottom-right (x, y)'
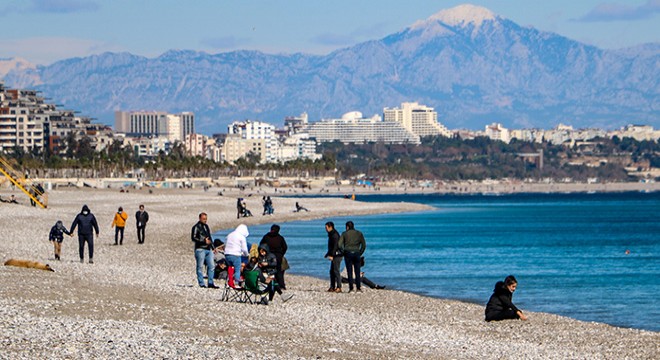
top-left (485, 275), bottom-right (528, 322)
top-left (257, 244), bottom-right (293, 303)
top-left (0, 194), bottom-right (19, 204)
top-left (49, 220), bottom-right (71, 261)
top-left (212, 239), bottom-right (228, 280)
top-left (225, 224), bottom-right (250, 288)
top-left (294, 202), bottom-right (309, 212)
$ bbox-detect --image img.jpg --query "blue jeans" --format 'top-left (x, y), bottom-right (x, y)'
top-left (225, 254), bottom-right (243, 284)
top-left (195, 248), bottom-right (215, 286)
top-left (344, 251), bottom-right (362, 290)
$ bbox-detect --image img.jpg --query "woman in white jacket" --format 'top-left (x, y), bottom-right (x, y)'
top-left (224, 224), bottom-right (250, 288)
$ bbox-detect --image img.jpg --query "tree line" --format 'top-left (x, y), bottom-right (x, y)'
top-left (4, 133), bottom-right (659, 182)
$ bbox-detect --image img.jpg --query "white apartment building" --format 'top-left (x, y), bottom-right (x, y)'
top-left (610, 124), bottom-right (660, 142)
top-left (226, 120), bottom-right (277, 163)
top-left (114, 110), bottom-right (195, 142)
top-left (276, 133), bottom-right (321, 162)
top-left (383, 102), bottom-right (451, 137)
top-left (484, 123), bottom-right (511, 143)
top-left (307, 111), bottom-right (421, 144)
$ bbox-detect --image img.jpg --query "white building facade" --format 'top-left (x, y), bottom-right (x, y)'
top-left (383, 102), bottom-right (451, 137)
top-left (307, 111), bottom-right (420, 144)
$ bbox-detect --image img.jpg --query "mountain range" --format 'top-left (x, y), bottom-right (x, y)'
top-left (1, 4), bottom-right (659, 134)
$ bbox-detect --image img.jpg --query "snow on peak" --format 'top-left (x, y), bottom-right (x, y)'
top-left (411, 4), bottom-right (498, 30)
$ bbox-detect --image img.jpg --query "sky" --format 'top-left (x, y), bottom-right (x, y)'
top-left (0, 0), bottom-right (658, 65)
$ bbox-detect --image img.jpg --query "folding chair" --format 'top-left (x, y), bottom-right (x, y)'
top-left (243, 270), bottom-right (271, 305)
top-left (221, 266), bottom-right (248, 303)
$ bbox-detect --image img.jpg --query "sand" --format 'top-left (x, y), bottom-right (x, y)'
top-left (0, 187), bottom-right (658, 359)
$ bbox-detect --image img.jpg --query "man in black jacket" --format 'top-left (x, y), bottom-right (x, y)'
top-left (259, 224), bottom-right (288, 289)
top-left (191, 212), bottom-right (217, 288)
top-left (135, 204), bottom-right (149, 244)
top-left (69, 204), bottom-right (99, 264)
top-left (324, 221), bottom-right (343, 293)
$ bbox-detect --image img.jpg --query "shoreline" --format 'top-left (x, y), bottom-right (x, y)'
top-left (1, 188), bottom-right (658, 359)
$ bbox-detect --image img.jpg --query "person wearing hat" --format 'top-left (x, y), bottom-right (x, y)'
top-left (69, 205), bottom-right (100, 264)
top-left (49, 220), bottom-right (71, 260)
top-left (111, 206), bottom-right (128, 245)
top-left (212, 239), bottom-right (228, 280)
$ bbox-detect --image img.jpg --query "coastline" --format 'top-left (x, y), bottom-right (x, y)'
top-left (0, 188), bottom-right (658, 359)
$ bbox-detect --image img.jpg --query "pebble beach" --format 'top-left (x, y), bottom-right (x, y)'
top-left (0, 187), bottom-right (658, 359)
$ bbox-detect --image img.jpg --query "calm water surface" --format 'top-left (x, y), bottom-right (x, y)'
top-left (215, 192), bottom-right (660, 332)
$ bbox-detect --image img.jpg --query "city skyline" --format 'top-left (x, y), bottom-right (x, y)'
top-left (0, 0), bottom-right (658, 65)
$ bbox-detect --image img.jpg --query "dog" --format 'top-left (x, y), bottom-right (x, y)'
top-left (4, 258), bottom-right (55, 272)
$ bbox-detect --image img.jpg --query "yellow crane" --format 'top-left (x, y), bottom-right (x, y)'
top-left (0, 153), bottom-right (48, 208)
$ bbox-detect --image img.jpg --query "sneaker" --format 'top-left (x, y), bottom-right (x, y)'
top-left (281, 293), bottom-right (294, 302)
top-left (199, 284), bottom-right (207, 288)
top-left (89, 259), bottom-right (94, 264)
top-left (260, 297), bottom-right (269, 305)
top-left (327, 288), bottom-right (335, 292)
top-left (334, 288), bottom-right (342, 293)
top-left (208, 284), bottom-right (219, 289)
top-left (80, 258), bottom-right (84, 263)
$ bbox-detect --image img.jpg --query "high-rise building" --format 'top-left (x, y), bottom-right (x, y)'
top-left (114, 110), bottom-right (194, 141)
top-left (226, 120), bottom-right (277, 163)
top-left (1, 82), bottom-right (102, 154)
top-left (307, 111), bottom-right (420, 144)
top-left (383, 102), bottom-right (451, 137)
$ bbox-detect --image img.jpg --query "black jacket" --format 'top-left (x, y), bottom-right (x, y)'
top-left (69, 205), bottom-right (99, 236)
top-left (49, 223), bottom-right (70, 243)
top-left (259, 232), bottom-right (287, 257)
top-left (257, 244), bottom-right (278, 276)
top-left (135, 210), bottom-right (149, 228)
top-left (325, 228), bottom-right (341, 258)
top-left (191, 221), bottom-right (212, 250)
top-left (485, 281), bottom-right (520, 320)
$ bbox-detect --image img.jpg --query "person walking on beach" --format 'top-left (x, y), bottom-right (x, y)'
top-left (191, 212), bottom-right (217, 288)
top-left (111, 206), bottom-right (128, 245)
top-left (69, 204), bottom-right (99, 264)
top-left (49, 220), bottom-right (71, 260)
top-left (338, 221), bottom-right (366, 293)
top-left (259, 224), bottom-right (288, 289)
top-left (135, 204), bottom-right (149, 244)
top-left (485, 275), bottom-right (528, 322)
top-left (324, 221), bottom-right (343, 293)
top-left (225, 224), bottom-right (250, 288)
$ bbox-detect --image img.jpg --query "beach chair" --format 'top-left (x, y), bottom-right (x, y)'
top-left (221, 266), bottom-right (248, 303)
top-left (243, 270), bottom-right (271, 305)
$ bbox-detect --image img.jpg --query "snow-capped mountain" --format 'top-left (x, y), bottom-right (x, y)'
top-left (2, 4), bottom-right (658, 133)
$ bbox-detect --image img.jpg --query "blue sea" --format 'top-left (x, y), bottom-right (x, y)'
top-left (214, 192), bottom-right (660, 332)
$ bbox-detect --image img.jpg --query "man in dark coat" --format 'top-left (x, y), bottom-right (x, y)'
top-left (324, 221), bottom-right (343, 292)
top-left (259, 224), bottom-right (288, 289)
top-left (69, 204), bottom-right (99, 264)
top-left (135, 204), bottom-right (149, 244)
